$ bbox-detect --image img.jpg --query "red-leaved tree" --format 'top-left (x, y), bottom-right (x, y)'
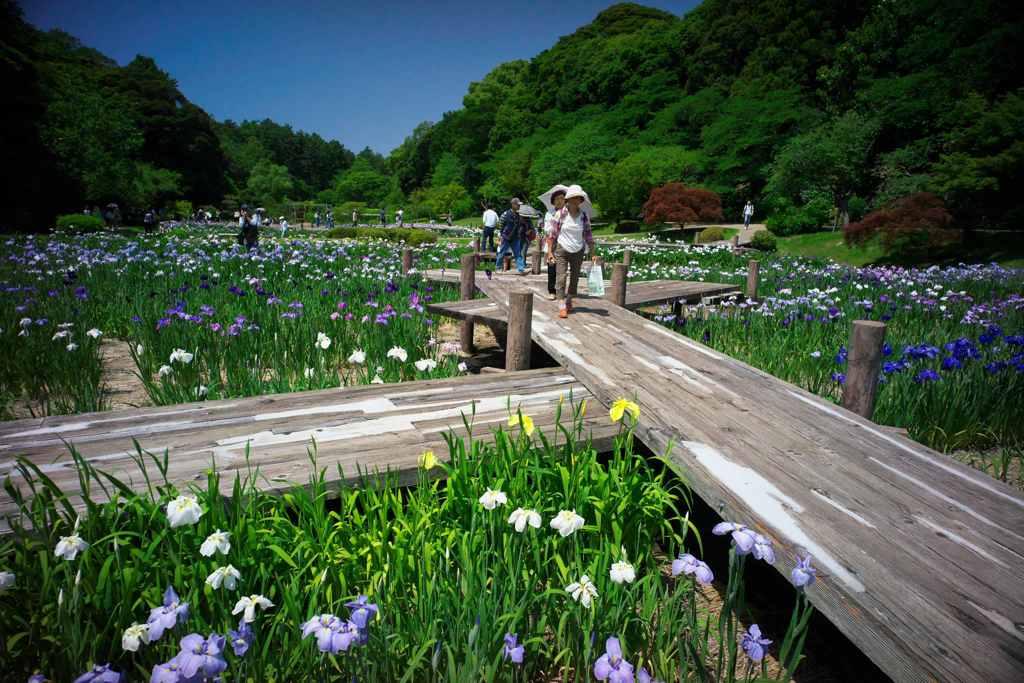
top-left (642, 183), bottom-right (724, 227)
top-left (844, 192), bottom-right (958, 258)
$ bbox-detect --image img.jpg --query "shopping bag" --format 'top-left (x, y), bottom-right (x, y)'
top-left (587, 263), bottom-right (605, 296)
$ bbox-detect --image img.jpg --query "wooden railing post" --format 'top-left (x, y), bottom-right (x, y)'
top-left (531, 249), bottom-right (542, 275)
top-left (401, 248), bottom-right (413, 274)
top-left (472, 237), bottom-right (480, 253)
top-left (746, 260), bottom-right (759, 300)
top-left (842, 320), bottom-right (887, 419)
top-left (459, 253), bottom-right (476, 353)
top-left (607, 263), bottom-right (628, 307)
top-left (505, 290), bottom-right (533, 371)
top-left (622, 249), bottom-right (632, 268)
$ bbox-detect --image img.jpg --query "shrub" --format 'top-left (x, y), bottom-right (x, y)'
top-left (55, 213), bottom-right (105, 233)
top-left (765, 198), bottom-right (831, 236)
top-left (325, 226), bottom-right (437, 244)
top-left (844, 192), bottom-right (958, 259)
top-left (643, 182), bottom-right (724, 226)
top-left (614, 220), bottom-right (641, 234)
top-left (750, 230), bottom-right (778, 252)
top-left (847, 195), bottom-right (869, 223)
top-left (696, 226), bottom-right (725, 244)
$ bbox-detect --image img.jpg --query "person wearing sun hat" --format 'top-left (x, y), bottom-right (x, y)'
top-left (545, 184), bottom-right (597, 318)
top-left (539, 184), bottom-right (569, 299)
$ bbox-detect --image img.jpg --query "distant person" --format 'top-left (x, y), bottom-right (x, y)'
top-left (539, 184), bottom-right (569, 300)
top-left (379, 207), bottom-right (386, 226)
top-left (546, 185), bottom-right (596, 319)
top-left (314, 211), bottom-right (321, 228)
top-left (327, 210), bottom-right (334, 229)
top-left (236, 210), bottom-right (247, 245)
top-left (143, 208), bottom-right (156, 233)
top-left (280, 216), bottom-right (289, 236)
top-left (446, 213), bottom-right (453, 227)
top-left (396, 208), bottom-right (404, 227)
top-left (352, 208), bottom-right (359, 227)
top-left (82, 206), bottom-right (90, 216)
top-left (496, 198), bottom-right (527, 274)
top-left (743, 200), bottom-right (754, 228)
top-left (245, 210), bottom-right (260, 249)
top-left (481, 204), bottom-right (498, 252)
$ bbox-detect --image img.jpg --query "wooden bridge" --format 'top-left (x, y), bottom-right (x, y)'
top-left (2, 257), bottom-right (1023, 682)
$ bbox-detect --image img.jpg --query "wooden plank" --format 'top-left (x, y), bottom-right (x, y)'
top-left (0, 368), bottom-right (615, 532)
top-left (471, 274), bottom-right (1024, 683)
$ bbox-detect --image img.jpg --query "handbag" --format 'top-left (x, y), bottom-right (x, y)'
top-left (587, 263), bottom-right (605, 296)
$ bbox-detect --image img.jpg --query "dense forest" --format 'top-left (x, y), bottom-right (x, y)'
top-left (2, 0), bottom-right (1023, 231)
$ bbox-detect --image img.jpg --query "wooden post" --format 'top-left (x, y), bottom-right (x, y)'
top-left (746, 260), bottom-right (759, 300)
top-left (731, 235), bottom-right (739, 251)
top-left (505, 290), bottom-right (533, 371)
top-left (401, 248), bottom-right (413, 274)
top-left (459, 253), bottom-right (476, 353)
top-left (841, 320), bottom-right (887, 420)
top-left (622, 249), bottom-right (632, 268)
top-left (503, 255), bottom-right (511, 271)
top-left (472, 237), bottom-right (480, 253)
top-left (531, 249), bottom-right (542, 275)
top-left (607, 263), bottom-right (628, 307)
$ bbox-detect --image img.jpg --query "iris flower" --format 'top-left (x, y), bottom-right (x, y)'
top-left (712, 522), bottom-right (756, 555)
top-left (199, 530), bottom-right (230, 557)
top-left (549, 510), bottom-right (585, 537)
top-left (478, 488), bottom-right (508, 510)
top-left (507, 413), bottom-right (535, 436)
top-left (507, 507), bottom-right (542, 532)
top-left (232, 594), bottom-right (274, 623)
top-left (565, 575), bottom-right (598, 608)
top-left (503, 633), bottom-right (524, 664)
top-left (146, 586), bottom-right (189, 642)
top-left (740, 624), bottom-right (772, 662)
top-left (166, 495), bottom-right (204, 528)
top-left (609, 398), bottom-right (640, 423)
top-left (671, 553), bottom-right (714, 585)
top-left (594, 637), bottom-right (634, 682)
top-left (791, 554), bottom-right (816, 588)
top-left (54, 533), bottom-right (89, 561)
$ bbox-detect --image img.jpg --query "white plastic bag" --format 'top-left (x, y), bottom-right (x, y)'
top-left (587, 263), bottom-right (605, 296)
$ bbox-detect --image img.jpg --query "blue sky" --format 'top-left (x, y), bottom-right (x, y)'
top-left (22, 0), bottom-right (701, 154)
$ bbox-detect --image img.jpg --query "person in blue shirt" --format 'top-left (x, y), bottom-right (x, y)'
top-left (495, 198), bottom-right (527, 273)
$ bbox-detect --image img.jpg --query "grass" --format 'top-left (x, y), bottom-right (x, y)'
top-left (776, 231), bottom-right (884, 266)
top-left (0, 407), bottom-right (815, 682)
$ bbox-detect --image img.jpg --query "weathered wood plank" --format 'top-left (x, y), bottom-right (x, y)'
top-left (471, 274), bottom-right (1024, 683)
top-left (0, 368), bottom-right (614, 532)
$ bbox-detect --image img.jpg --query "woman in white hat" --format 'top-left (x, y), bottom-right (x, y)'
top-left (545, 184), bottom-right (597, 318)
top-left (538, 184), bottom-right (568, 300)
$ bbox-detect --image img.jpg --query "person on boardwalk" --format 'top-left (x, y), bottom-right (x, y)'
top-left (743, 200), bottom-right (754, 228)
top-left (539, 184), bottom-right (569, 300)
top-left (143, 208), bottom-right (156, 234)
top-left (245, 209), bottom-right (260, 249)
top-left (379, 207), bottom-right (386, 226)
top-left (236, 209), bottom-right (247, 245)
top-left (396, 207), bottom-right (404, 227)
top-left (496, 198), bottom-right (527, 274)
top-left (314, 211), bottom-right (321, 228)
top-left (279, 216), bottom-right (289, 236)
top-left (546, 184), bottom-right (596, 318)
top-left (352, 208), bottom-right (359, 227)
top-left (481, 203), bottom-right (499, 252)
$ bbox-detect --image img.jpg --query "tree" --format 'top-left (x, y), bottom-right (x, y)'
top-left (426, 183), bottom-right (471, 218)
top-left (246, 161), bottom-right (293, 203)
top-left (643, 183), bottom-right (723, 227)
top-left (431, 153), bottom-right (465, 187)
top-left (844, 192), bottom-right (957, 259)
top-left (129, 163), bottom-right (182, 209)
top-left (587, 146), bottom-right (706, 221)
top-left (766, 112), bottom-right (880, 227)
top-left (332, 159), bottom-right (390, 205)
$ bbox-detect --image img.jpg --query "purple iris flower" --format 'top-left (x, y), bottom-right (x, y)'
top-left (594, 637), bottom-right (634, 682)
top-left (941, 356), bottom-right (961, 371)
top-left (751, 534), bottom-right (775, 564)
top-left (74, 286), bottom-right (88, 300)
top-left (834, 346), bottom-right (847, 364)
top-left (503, 632), bottom-right (524, 664)
top-left (28, 675), bottom-right (47, 683)
top-left (712, 522), bottom-right (756, 555)
top-left (72, 664), bottom-right (124, 683)
top-left (146, 586), bottom-right (189, 642)
top-left (913, 369), bottom-right (940, 383)
top-left (831, 372), bottom-right (846, 384)
top-left (385, 280), bottom-right (399, 294)
top-left (227, 323), bottom-right (241, 336)
top-left (177, 633), bottom-right (227, 680)
top-left (671, 553), bottom-right (714, 585)
top-left (740, 624), bottom-right (772, 662)
top-left (345, 595), bottom-right (379, 629)
top-left (638, 668), bottom-right (665, 683)
top-left (228, 618), bottom-right (253, 657)
top-left (301, 614), bottom-right (361, 653)
top-left (881, 343), bottom-right (892, 357)
top-left (791, 554), bottom-right (816, 588)
top-left (156, 317), bottom-right (171, 330)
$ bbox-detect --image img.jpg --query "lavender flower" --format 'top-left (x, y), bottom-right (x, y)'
top-left (227, 618), bottom-right (253, 657)
top-left (671, 553), bottom-right (714, 585)
top-left (791, 554), bottom-right (816, 588)
top-left (712, 521), bottom-right (756, 555)
top-left (150, 656), bottom-right (186, 683)
top-left (503, 632), bottom-right (524, 664)
top-left (72, 664), bottom-right (124, 683)
top-left (740, 624), bottom-right (772, 662)
top-left (751, 534), bottom-right (775, 564)
top-left (177, 633), bottom-right (227, 679)
top-left (345, 595), bottom-right (379, 629)
top-left (146, 586), bottom-right (189, 641)
top-left (301, 614), bottom-right (361, 653)
top-left (638, 668), bottom-right (665, 683)
top-left (594, 637), bottom-right (634, 682)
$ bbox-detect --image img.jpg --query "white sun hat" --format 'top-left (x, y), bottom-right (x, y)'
top-left (538, 184), bottom-right (570, 212)
top-left (563, 184), bottom-right (594, 218)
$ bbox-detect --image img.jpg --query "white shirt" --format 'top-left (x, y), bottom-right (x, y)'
top-left (542, 209), bottom-right (560, 253)
top-left (557, 210), bottom-right (585, 253)
top-left (744, 203), bottom-right (754, 216)
top-left (482, 209), bottom-right (498, 228)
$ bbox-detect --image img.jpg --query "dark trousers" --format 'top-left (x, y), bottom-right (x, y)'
top-left (482, 227), bottom-right (496, 252)
top-left (547, 259), bottom-right (556, 294)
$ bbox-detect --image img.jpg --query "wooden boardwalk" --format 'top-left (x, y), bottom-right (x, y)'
top-left (466, 270), bottom-right (1024, 683)
top-left (0, 368), bottom-right (614, 532)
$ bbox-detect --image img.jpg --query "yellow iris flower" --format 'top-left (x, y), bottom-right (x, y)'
top-left (508, 413), bottom-right (536, 436)
top-left (418, 450), bottom-right (438, 470)
top-left (609, 398), bottom-right (640, 423)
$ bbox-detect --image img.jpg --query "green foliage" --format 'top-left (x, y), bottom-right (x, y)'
top-left (54, 213), bottom-right (105, 233)
top-left (324, 227), bottom-right (438, 244)
top-left (765, 198), bottom-right (831, 236)
top-left (431, 152), bottom-right (466, 187)
top-left (587, 146), bottom-right (705, 221)
top-left (245, 161), bottom-right (294, 203)
top-left (697, 227), bottom-right (725, 244)
top-left (750, 230), bottom-right (778, 252)
top-left (129, 163), bottom-right (182, 209)
top-left (332, 158), bottom-right (390, 205)
top-left (426, 183), bottom-right (472, 218)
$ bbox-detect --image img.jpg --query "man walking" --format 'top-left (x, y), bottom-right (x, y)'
top-left (496, 198), bottom-right (527, 274)
top-left (743, 200), bottom-right (754, 228)
top-left (352, 208), bottom-right (359, 227)
top-left (481, 203), bottom-right (498, 252)
top-left (379, 207), bottom-right (386, 226)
